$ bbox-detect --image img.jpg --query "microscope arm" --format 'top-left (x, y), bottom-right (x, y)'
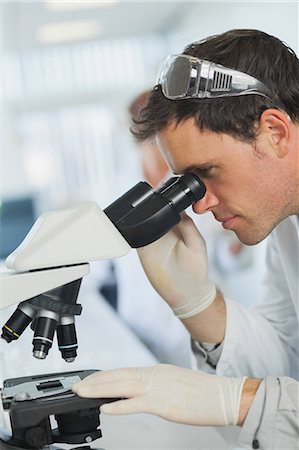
top-left (1, 265), bottom-right (89, 310)
top-left (0, 202), bottom-right (131, 361)
top-left (1, 201), bottom-right (131, 311)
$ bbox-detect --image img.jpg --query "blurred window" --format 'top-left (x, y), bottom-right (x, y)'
top-left (0, 197), bottom-right (36, 259)
top-left (3, 35), bottom-right (167, 208)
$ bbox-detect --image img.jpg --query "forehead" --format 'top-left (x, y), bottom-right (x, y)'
top-left (156, 119), bottom-right (225, 173)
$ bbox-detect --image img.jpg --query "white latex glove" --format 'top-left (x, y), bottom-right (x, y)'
top-left (72, 364), bottom-right (246, 426)
top-left (137, 213), bottom-right (217, 318)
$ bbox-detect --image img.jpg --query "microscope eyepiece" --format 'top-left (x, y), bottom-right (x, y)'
top-left (104, 172), bottom-right (206, 248)
top-left (156, 172), bottom-right (205, 212)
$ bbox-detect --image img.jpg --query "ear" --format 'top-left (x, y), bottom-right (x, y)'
top-left (259, 109), bottom-right (291, 158)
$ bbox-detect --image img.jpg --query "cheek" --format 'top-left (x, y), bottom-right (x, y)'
top-left (207, 171), bottom-right (261, 209)
top-left (244, 163), bottom-right (286, 217)
top-left (204, 175), bottom-right (244, 200)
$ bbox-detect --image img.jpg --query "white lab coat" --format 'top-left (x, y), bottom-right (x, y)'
top-left (215, 215), bottom-right (299, 379)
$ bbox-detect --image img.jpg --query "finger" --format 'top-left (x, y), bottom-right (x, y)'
top-left (100, 396), bottom-right (147, 415)
top-left (75, 367), bottom-right (142, 386)
top-left (137, 226), bottom-right (178, 255)
top-left (177, 213), bottom-right (201, 237)
top-left (176, 214), bottom-right (205, 250)
top-left (72, 379), bottom-right (144, 399)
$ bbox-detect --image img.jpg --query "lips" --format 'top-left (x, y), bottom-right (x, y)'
top-left (214, 214), bottom-right (238, 229)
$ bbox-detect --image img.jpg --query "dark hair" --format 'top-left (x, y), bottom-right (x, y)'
top-left (132, 29), bottom-right (299, 143)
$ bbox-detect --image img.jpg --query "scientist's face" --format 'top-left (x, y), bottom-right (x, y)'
top-left (156, 117), bottom-right (297, 245)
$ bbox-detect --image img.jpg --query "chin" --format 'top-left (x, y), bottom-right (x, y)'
top-left (242, 236), bottom-right (264, 246)
top-left (236, 227), bottom-right (272, 246)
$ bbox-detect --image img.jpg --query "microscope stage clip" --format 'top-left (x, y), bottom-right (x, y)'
top-left (1, 375), bottom-right (80, 406)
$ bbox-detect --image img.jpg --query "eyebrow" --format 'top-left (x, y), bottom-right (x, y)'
top-left (174, 163), bottom-right (214, 176)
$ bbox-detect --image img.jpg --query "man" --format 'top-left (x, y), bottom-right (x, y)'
top-left (72, 30), bottom-right (299, 448)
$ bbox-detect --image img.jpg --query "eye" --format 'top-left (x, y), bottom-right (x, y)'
top-left (201, 168), bottom-right (212, 178)
top-left (195, 166), bottom-right (216, 179)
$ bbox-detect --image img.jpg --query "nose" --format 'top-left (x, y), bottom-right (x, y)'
top-left (192, 190), bottom-right (220, 214)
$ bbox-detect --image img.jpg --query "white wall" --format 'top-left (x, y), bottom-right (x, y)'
top-left (170, 1), bottom-right (298, 53)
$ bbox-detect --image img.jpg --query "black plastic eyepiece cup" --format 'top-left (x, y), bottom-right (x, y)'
top-left (157, 172), bottom-right (206, 213)
top-left (181, 172), bottom-right (207, 202)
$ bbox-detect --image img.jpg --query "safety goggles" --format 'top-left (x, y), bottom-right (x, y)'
top-left (157, 54), bottom-right (273, 101)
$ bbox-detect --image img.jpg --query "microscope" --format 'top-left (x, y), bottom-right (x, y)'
top-left (0, 172), bottom-right (205, 450)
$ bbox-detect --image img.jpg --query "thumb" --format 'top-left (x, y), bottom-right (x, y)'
top-left (175, 213), bottom-right (206, 253)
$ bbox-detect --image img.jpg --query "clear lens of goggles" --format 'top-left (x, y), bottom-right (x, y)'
top-left (157, 54), bottom-right (273, 101)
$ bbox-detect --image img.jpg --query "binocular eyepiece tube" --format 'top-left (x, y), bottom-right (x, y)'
top-left (104, 172), bottom-right (206, 248)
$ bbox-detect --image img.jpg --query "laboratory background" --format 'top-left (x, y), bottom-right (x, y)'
top-left (0, 1), bottom-right (298, 448)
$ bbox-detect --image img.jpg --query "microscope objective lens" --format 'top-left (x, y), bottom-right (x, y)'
top-left (57, 321), bottom-right (78, 362)
top-left (1, 305), bottom-right (34, 343)
top-left (33, 350), bottom-right (47, 359)
top-left (32, 311), bottom-right (59, 359)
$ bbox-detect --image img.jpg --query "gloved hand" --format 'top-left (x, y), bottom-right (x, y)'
top-left (137, 213), bottom-right (217, 319)
top-left (72, 364), bottom-right (246, 426)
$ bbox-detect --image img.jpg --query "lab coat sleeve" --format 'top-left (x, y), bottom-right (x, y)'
top-left (191, 292), bottom-right (295, 378)
top-left (237, 376), bottom-right (299, 450)
top-left (191, 339), bottom-right (223, 371)
top-left (191, 231), bottom-right (298, 377)
top-left (215, 231), bottom-right (298, 378)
